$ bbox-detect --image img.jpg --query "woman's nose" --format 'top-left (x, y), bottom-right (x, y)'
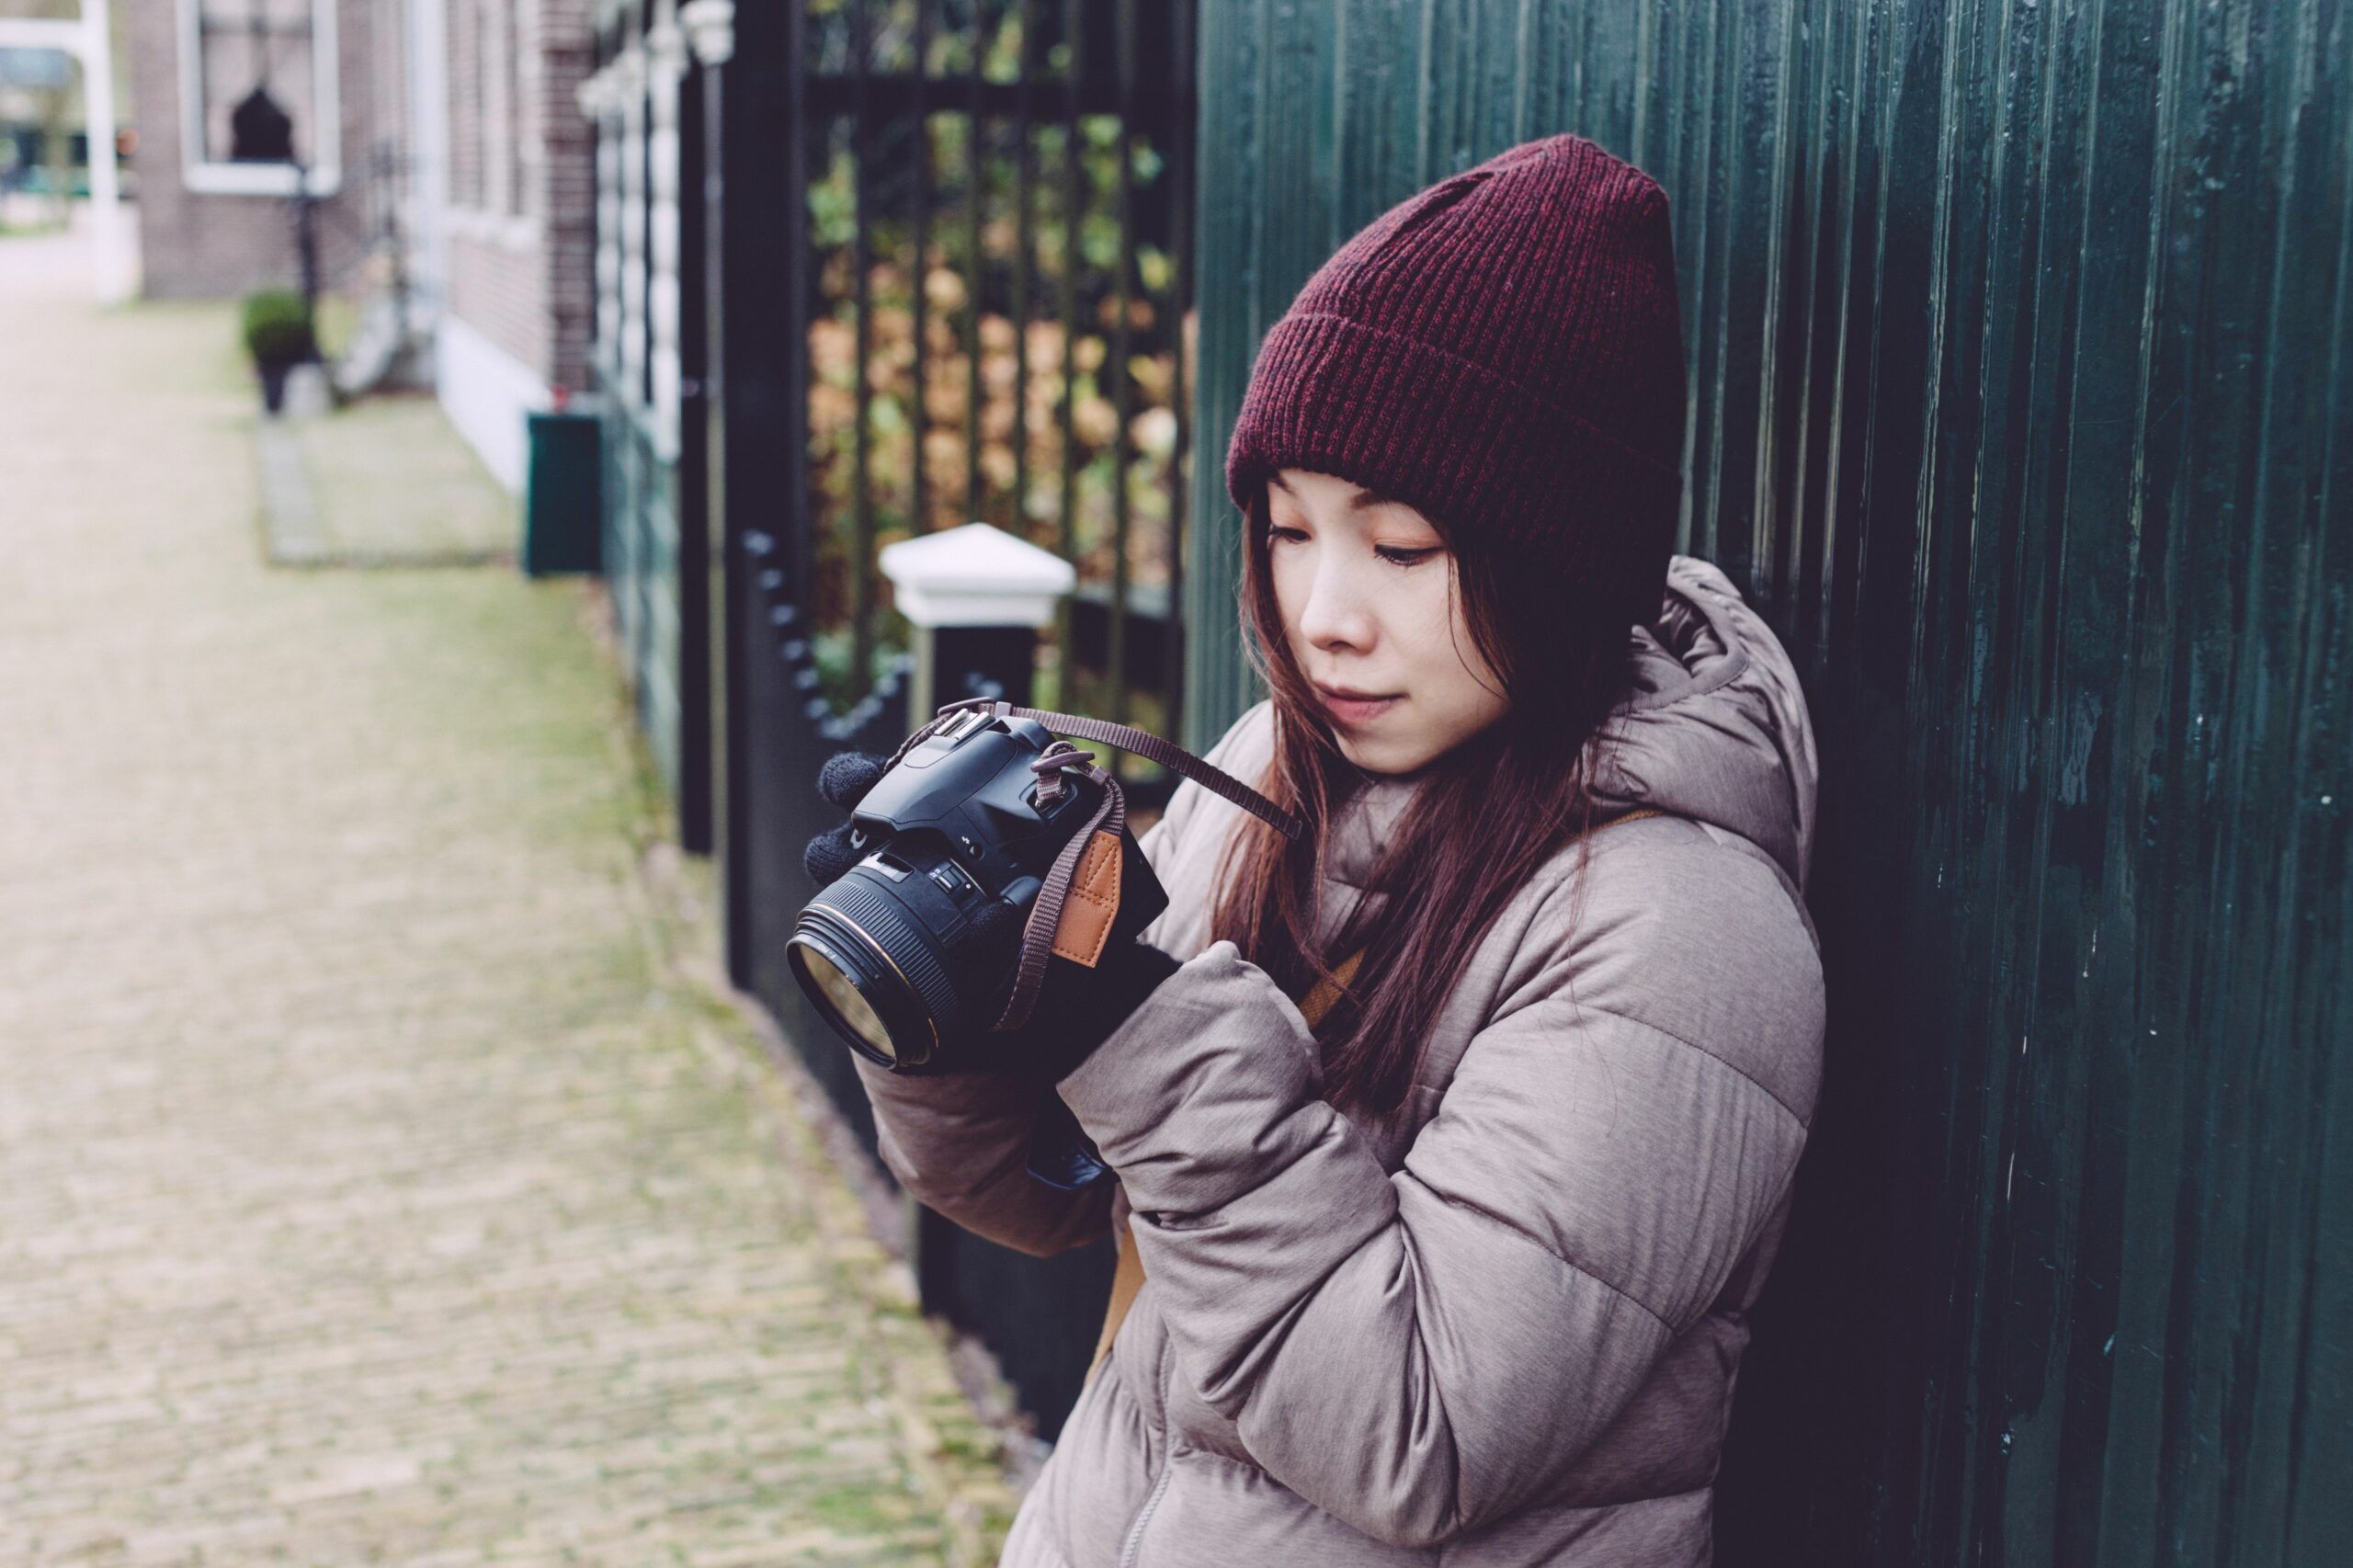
top-left (1297, 556), bottom-right (1378, 650)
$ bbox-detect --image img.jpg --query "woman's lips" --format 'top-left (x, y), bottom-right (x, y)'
top-left (1316, 687), bottom-right (1402, 727)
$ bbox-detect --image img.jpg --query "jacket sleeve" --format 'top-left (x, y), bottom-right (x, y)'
top-left (853, 1053), bottom-right (1117, 1257)
top-left (848, 708), bottom-right (1256, 1257)
top-left (1053, 826), bottom-right (1825, 1548)
top-left (848, 805), bottom-right (1171, 1257)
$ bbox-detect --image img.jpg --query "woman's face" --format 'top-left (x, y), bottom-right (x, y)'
top-left (1266, 468), bottom-right (1509, 776)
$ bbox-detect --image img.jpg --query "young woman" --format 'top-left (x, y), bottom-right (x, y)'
top-left (839, 133), bottom-right (1824, 1567)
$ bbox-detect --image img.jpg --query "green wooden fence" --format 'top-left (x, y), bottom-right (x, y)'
top-left (1188, 2), bottom-right (2350, 1562)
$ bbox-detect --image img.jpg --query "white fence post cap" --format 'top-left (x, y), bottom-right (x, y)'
top-left (879, 522), bottom-right (1076, 628)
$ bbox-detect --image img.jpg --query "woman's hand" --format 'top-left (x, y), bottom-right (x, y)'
top-left (799, 749), bottom-right (892, 888)
top-left (801, 750), bottom-right (1180, 1083)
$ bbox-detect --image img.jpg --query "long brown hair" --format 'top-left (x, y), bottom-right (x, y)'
top-left (1207, 483), bottom-right (1643, 1125)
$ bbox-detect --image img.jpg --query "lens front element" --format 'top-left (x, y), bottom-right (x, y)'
top-left (786, 886), bottom-right (948, 1070)
top-left (790, 939), bottom-right (895, 1062)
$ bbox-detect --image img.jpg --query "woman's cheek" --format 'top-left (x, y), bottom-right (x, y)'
top-left (1414, 576), bottom-right (1468, 673)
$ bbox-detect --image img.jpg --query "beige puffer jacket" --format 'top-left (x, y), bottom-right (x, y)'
top-left (855, 555), bottom-right (1825, 1566)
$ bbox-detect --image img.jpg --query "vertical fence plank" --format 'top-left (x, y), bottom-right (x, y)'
top-left (1162, 0), bottom-right (1193, 737)
top-left (1182, 0), bottom-right (1260, 747)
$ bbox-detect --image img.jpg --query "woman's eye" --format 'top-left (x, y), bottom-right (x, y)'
top-left (1266, 525), bottom-right (1435, 566)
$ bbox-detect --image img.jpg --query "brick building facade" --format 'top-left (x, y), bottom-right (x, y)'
top-left (125, 0), bottom-right (379, 301)
top-left (124, 0), bottom-right (597, 493)
top-left (432, 0), bottom-right (596, 490)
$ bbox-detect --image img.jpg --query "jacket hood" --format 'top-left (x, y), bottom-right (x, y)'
top-left (1320, 554), bottom-right (1817, 895)
top-left (1589, 555), bottom-right (1818, 890)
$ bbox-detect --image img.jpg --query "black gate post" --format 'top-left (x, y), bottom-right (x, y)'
top-left (877, 522), bottom-right (1076, 723)
top-left (693, 0), bottom-right (799, 987)
top-left (682, 0), bottom-right (743, 969)
top-left (669, 17), bottom-right (714, 859)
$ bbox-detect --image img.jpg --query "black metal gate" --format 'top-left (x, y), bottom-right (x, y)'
top-left (699, 0), bottom-right (1198, 1438)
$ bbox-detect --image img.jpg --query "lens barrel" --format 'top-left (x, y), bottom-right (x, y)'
top-left (788, 867), bottom-right (962, 1069)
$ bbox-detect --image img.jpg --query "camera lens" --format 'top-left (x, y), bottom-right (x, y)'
top-left (787, 881), bottom-right (952, 1070)
top-left (787, 938), bottom-right (895, 1062)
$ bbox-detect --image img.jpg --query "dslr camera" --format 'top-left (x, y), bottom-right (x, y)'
top-left (787, 699), bottom-right (1297, 1072)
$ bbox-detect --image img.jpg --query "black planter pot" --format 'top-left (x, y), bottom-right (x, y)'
top-left (256, 358), bottom-right (296, 415)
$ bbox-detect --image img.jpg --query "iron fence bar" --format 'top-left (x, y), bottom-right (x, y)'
top-left (733, 0), bottom-right (1206, 1452)
top-left (1012, 0), bottom-right (1035, 543)
top-left (910, 0), bottom-right (932, 535)
top-left (851, 0), bottom-right (877, 700)
top-left (779, 0), bottom-right (817, 630)
top-left (1106, 0), bottom-right (1136, 728)
top-left (963, 13), bottom-right (984, 528)
top-left (1053, 0), bottom-right (1083, 680)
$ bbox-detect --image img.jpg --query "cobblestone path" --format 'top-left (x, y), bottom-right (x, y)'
top-left (0, 238), bottom-right (1018, 1564)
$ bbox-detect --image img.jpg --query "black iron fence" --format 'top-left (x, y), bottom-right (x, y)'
top-left (795, 0), bottom-right (1196, 740)
top-left (661, 0), bottom-right (1200, 1440)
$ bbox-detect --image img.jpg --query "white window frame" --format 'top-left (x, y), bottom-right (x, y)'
top-left (174, 0), bottom-right (342, 198)
top-left (444, 0), bottom-right (538, 248)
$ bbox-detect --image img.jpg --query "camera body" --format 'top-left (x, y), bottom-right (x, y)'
top-left (787, 704), bottom-right (1168, 1070)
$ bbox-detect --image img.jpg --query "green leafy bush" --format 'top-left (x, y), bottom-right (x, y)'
top-left (239, 289), bottom-right (317, 366)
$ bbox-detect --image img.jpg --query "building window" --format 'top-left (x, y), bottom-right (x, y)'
top-left (176, 0), bottom-right (340, 196)
top-left (460, 0), bottom-right (529, 220)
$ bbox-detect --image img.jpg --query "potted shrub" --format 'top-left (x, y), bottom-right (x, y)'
top-left (239, 289), bottom-right (318, 414)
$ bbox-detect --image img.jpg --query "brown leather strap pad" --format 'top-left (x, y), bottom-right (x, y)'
top-left (1050, 830), bottom-right (1124, 969)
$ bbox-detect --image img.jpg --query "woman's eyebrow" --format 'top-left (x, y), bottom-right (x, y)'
top-left (1267, 474), bottom-right (1395, 513)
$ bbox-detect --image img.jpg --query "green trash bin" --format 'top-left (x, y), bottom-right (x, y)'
top-left (521, 408), bottom-right (603, 576)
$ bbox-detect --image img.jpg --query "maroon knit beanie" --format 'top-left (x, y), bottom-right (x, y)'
top-left (1224, 133), bottom-right (1687, 633)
